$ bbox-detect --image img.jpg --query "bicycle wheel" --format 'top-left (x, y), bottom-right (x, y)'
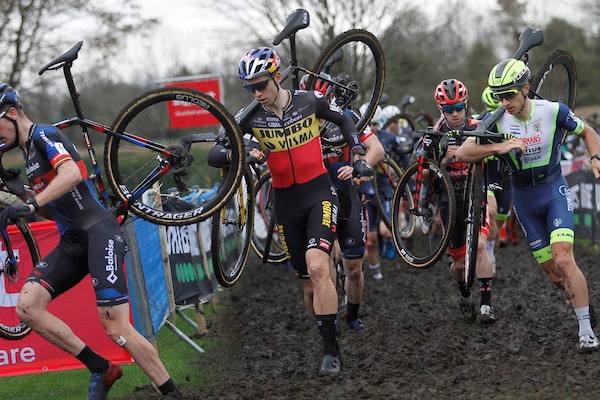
top-left (383, 113), bottom-right (416, 133)
top-left (0, 218), bottom-right (41, 340)
top-left (106, 87), bottom-right (244, 226)
top-left (210, 167), bottom-right (253, 288)
top-left (373, 157), bottom-right (403, 231)
top-left (463, 163), bottom-right (483, 288)
top-left (530, 49), bottom-right (577, 110)
top-left (251, 171), bottom-right (289, 264)
top-left (311, 29), bottom-right (385, 135)
top-left (391, 160), bottom-right (456, 269)
top-left (413, 112), bottom-right (435, 130)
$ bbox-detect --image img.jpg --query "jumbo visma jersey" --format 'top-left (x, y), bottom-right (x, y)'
top-left (25, 124), bottom-right (114, 233)
top-left (240, 90), bottom-right (361, 188)
top-left (495, 99), bottom-right (584, 187)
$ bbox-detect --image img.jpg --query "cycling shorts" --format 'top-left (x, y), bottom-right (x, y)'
top-left (26, 217), bottom-right (128, 307)
top-left (274, 173), bottom-right (339, 279)
top-left (336, 184), bottom-right (367, 259)
top-left (511, 175), bottom-right (574, 264)
top-left (486, 158), bottom-right (511, 220)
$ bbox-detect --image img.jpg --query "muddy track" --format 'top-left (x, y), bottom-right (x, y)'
top-left (186, 241), bottom-right (600, 399)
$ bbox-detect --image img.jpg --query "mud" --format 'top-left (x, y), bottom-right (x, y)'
top-left (177, 241), bottom-right (600, 399)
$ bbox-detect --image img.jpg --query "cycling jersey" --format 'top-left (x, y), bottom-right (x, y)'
top-left (494, 100), bottom-right (584, 262)
top-left (495, 100), bottom-right (584, 188)
top-left (24, 123), bottom-right (113, 233)
top-left (239, 89), bottom-right (361, 188)
top-left (437, 118), bottom-right (479, 191)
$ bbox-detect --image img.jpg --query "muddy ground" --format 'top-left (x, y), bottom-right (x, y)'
top-left (176, 239), bottom-right (600, 399)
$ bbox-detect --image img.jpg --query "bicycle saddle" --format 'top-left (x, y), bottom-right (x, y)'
top-left (514, 28), bottom-right (543, 60)
top-left (273, 8), bottom-right (310, 45)
top-left (38, 41), bottom-right (83, 75)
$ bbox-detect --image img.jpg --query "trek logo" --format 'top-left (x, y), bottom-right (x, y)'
top-left (254, 116), bottom-right (318, 151)
top-left (105, 239), bottom-right (118, 284)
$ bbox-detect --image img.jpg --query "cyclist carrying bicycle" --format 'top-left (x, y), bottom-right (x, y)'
top-left (431, 79), bottom-right (497, 324)
top-left (305, 74), bottom-right (385, 333)
top-left (0, 84), bottom-right (181, 399)
top-left (237, 47), bottom-right (369, 374)
top-left (456, 59), bottom-right (600, 353)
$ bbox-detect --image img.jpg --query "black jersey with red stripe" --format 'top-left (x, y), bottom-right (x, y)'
top-left (24, 124), bottom-right (113, 233)
top-left (437, 118), bottom-right (479, 185)
top-left (239, 90), bottom-right (361, 188)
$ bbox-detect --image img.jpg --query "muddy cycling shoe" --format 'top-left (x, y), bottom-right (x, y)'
top-left (87, 362), bottom-right (123, 400)
top-left (319, 354), bottom-right (341, 375)
top-left (578, 334), bottom-right (600, 354)
top-left (347, 319), bottom-right (367, 333)
top-left (479, 305), bottom-right (497, 325)
top-left (458, 294), bottom-right (476, 324)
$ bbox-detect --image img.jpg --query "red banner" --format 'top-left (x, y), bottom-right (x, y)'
top-left (0, 221), bottom-right (131, 377)
top-left (165, 78), bottom-right (222, 128)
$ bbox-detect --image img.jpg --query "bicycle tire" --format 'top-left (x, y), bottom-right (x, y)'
top-left (530, 49), bottom-right (577, 142)
top-left (0, 218), bottom-right (41, 341)
top-left (373, 157), bottom-right (403, 231)
top-left (310, 29), bottom-right (385, 135)
top-left (250, 171), bottom-right (289, 264)
top-left (391, 160), bottom-right (456, 269)
top-left (383, 113), bottom-right (416, 132)
top-left (463, 163), bottom-right (483, 288)
top-left (530, 49), bottom-right (577, 110)
top-left (210, 167), bottom-right (253, 288)
top-left (413, 112), bottom-right (435, 130)
top-left (106, 87), bottom-right (244, 226)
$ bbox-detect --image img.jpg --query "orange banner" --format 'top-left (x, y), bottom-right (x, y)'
top-left (0, 221), bottom-right (131, 377)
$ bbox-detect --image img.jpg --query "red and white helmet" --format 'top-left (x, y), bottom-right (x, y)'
top-left (434, 79), bottom-right (468, 106)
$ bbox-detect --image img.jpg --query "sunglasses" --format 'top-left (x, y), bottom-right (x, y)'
top-left (442, 102), bottom-right (465, 114)
top-left (492, 89), bottom-right (519, 101)
top-left (244, 77), bottom-right (272, 93)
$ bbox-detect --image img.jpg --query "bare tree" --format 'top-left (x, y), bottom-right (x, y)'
top-left (0, 0), bottom-right (157, 88)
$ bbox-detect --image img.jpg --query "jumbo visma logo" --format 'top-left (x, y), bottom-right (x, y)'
top-left (175, 262), bottom-right (207, 283)
top-left (253, 115), bottom-right (319, 151)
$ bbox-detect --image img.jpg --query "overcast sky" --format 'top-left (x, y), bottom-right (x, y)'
top-left (50, 0), bottom-right (585, 84)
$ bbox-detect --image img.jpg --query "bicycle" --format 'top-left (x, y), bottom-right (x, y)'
top-left (31, 41), bottom-right (245, 226)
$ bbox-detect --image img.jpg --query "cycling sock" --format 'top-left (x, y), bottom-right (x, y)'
top-left (76, 345), bottom-right (109, 374)
top-left (158, 378), bottom-right (179, 395)
top-left (458, 282), bottom-right (470, 298)
top-left (575, 307), bottom-right (594, 337)
top-left (316, 314), bottom-right (339, 357)
top-left (479, 278), bottom-right (493, 306)
top-left (346, 301), bottom-right (360, 322)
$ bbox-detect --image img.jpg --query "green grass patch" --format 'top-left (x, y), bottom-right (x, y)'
top-left (1, 303), bottom-right (221, 399)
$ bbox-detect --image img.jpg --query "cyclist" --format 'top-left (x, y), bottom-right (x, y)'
top-left (313, 74), bottom-right (385, 333)
top-left (478, 86), bottom-right (509, 272)
top-left (456, 58), bottom-right (600, 353)
top-left (360, 108), bottom-right (397, 275)
top-left (237, 47), bottom-right (369, 374)
top-left (432, 79), bottom-right (497, 324)
top-left (0, 84), bottom-right (181, 399)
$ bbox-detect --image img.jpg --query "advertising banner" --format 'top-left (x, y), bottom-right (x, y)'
top-left (0, 221), bottom-right (131, 377)
top-left (165, 78), bottom-right (222, 128)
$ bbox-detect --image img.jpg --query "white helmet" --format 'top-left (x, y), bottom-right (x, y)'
top-left (381, 105), bottom-right (401, 124)
top-left (360, 103), bottom-right (383, 123)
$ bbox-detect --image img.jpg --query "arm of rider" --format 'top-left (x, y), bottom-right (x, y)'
top-left (337, 134), bottom-right (384, 182)
top-left (441, 145), bottom-right (459, 166)
top-left (31, 160), bottom-right (83, 210)
top-left (455, 137), bottom-right (526, 163)
top-left (579, 124), bottom-right (600, 179)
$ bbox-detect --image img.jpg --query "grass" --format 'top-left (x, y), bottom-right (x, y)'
top-left (0, 304), bottom-right (220, 399)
